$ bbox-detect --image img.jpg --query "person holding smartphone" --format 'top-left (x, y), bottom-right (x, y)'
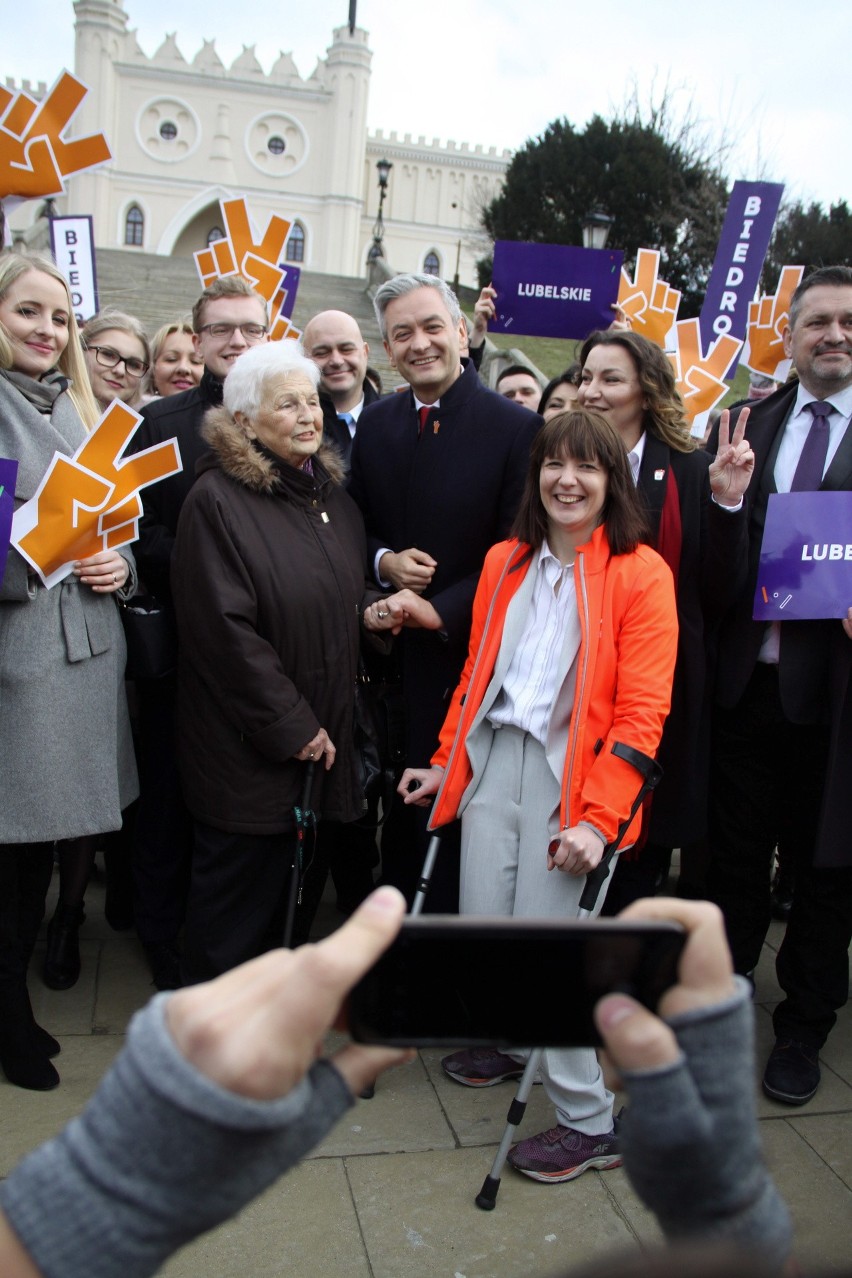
top-left (0, 896), bottom-right (793, 1276)
top-left (375, 408), bottom-right (680, 1184)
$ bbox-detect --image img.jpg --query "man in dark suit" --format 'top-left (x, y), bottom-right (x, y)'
top-left (707, 265), bottom-right (852, 1105)
top-left (297, 309), bottom-right (382, 927)
top-left (349, 273), bottom-right (540, 908)
top-left (302, 310), bottom-right (379, 468)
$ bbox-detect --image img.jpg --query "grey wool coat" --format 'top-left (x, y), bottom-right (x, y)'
top-left (0, 373), bottom-right (138, 844)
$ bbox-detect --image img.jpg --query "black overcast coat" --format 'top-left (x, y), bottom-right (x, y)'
top-left (171, 410), bottom-right (376, 835)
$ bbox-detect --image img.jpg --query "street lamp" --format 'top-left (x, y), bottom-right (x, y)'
top-left (582, 208), bottom-right (614, 250)
top-left (367, 157), bottom-right (393, 262)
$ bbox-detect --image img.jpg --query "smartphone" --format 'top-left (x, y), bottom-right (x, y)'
top-left (348, 915), bottom-right (685, 1049)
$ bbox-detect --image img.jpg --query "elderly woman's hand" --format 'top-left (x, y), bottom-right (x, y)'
top-left (294, 728), bottom-right (336, 770)
top-left (73, 550), bottom-right (130, 593)
top-left (547, 824), bottom-right (605, 875)
top-left (365, 590), bottom-right (443, 635)
top-left (708, 407), bottom-right (754, 507)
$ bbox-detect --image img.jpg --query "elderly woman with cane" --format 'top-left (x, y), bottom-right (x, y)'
top-left (368, 409), bottom-right (678, 1184)
top-left (171, 341), bottom-right (380, 982)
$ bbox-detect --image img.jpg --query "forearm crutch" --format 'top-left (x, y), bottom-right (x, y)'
top-left (474, 741), bottom-right (664, 1210)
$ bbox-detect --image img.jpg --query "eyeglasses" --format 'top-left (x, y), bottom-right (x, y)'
top-left (197, 323), bottom-right (268, 342)
top-left (86, 344), bottom-right (150, 378)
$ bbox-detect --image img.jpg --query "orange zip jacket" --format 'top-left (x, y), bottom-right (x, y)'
top-left (428, 526), bottom-right (678, 846)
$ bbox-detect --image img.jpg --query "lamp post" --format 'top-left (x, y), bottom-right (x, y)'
top-left (367, 157), bottom-right (392, 263)
top-left (581, 208), bottom-right (614, 250)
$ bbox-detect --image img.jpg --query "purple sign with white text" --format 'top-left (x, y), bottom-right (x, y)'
top-left (0, 458), bottom-right (19, 590)
top-left (490, 241), bottom-right (624, 340)
top-left (754, 491), bottom-right (852, 621)
top-left (700, 180), bottom-right (784, 375)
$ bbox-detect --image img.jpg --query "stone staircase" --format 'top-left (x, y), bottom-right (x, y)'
top-left (94, 248), bottom-right (401, 389)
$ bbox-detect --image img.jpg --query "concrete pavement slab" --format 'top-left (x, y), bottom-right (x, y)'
top-left (761, 1117), bottom-right (852, 1269)
top-left (0, 1034), bottom-right (122, 1174)
top-left (345, 1145), bottom-right (636, 1278)
top-left (420, 1048), bottom-right (556, 1146)
top-left (315, 1049), bottom-right (457, 1157)
top-left (788, 1110), bottom-right (852, 1191)
top-left (158, 1158), bottom-right (371, 1277)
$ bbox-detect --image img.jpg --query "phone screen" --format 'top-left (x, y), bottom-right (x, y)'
top-left (349, 916), bottom-right (685, 1048)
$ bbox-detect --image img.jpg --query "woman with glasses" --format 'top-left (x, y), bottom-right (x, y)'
top-left (81, 310), bottom-right (150, 411)
top-left (0, 253), bottom-right (138, 1088)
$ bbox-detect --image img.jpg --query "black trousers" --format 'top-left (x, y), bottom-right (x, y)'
top-left (708, 663), bottom-right (852, 1048)
top-left (182, 821), bottom-right (295, 983)
top-left (133, 675), bottom-right (192, 946)
top-left (0, 843), bottom-right (54, 991)
top-left (379, 795), bottom-right (461, 914)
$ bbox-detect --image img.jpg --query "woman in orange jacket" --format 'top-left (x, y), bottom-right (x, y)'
top-left (367, 408), bottom-right (679, 1185)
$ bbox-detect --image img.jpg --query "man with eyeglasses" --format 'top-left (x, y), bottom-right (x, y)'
top-left (129, 276), bottom-right (268, 993)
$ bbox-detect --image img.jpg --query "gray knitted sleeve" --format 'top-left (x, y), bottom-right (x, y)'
top-left (0, 993), bottom-right (354, 1278)
top-left (618, 976), bottom-right (793, 1272)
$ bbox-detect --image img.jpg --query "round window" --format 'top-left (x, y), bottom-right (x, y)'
top-left (159, 121), bottom-right (178, 141)
top-left (267, 135), bottom-right (286, 155)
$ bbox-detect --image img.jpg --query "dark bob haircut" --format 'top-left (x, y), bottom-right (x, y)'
top-left (512, 408), bottom-right (649, 557)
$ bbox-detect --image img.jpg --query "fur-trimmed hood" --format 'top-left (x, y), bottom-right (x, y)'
top-left (199, 404), bottom-right (346, 494)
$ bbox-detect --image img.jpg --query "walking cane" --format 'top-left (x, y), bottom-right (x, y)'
top-left (282, 761), bottom-right (316, 948)
top-left (474, 741), bottom-right (664, 1210)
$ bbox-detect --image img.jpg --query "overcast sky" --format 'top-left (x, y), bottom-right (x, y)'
top-left (5, 0), bottom-right (850, 211)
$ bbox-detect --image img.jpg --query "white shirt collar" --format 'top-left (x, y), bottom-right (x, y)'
top-left (627, 430), bottom-right (647, 485)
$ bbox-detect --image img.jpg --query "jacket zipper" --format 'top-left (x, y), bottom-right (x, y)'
top-left (562, 551), bottom-right (590, 829)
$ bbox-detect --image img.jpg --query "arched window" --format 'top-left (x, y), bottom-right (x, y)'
top-left (423, 250), bottom-right (440, 277)
top-left (285, 223), bottom-right (305, 263)
top-left (124, 205), bottom-right (144, 247)
top-left (207, 225), bottom-right (225, 246)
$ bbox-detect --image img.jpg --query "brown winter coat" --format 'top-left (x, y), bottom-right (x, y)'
top-left (171, 408), bottom-right (375, 834)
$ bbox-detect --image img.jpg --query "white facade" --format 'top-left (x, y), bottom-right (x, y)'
top-left (7, 0), bottom-right (509, 286)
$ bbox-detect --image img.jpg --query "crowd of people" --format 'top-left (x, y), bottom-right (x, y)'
top-left (0, 246), bottom-right (851, 1266)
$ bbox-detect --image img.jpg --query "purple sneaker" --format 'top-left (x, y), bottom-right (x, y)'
top-left (507, 1124), bottom-right (621, 1183)
top-left (441, 1046), bottom-right (526, 1087)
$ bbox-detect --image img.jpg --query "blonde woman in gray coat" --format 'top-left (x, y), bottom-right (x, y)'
top-left (0, 252), bottom-right (138, 1091)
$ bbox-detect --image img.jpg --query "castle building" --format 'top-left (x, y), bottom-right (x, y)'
top-left (7, 0), bottom-right (510, 286)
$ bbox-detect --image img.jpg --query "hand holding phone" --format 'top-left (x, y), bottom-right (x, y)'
top-left (348, 915), bottom-right (685, 1049)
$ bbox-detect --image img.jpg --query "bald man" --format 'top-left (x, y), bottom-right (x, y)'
top-left (303, 310), bottom-right (379, 466)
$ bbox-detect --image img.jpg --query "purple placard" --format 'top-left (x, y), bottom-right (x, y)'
top-left (754, 491), bottom-right (852, 621)
top-left (490, 241), bottom-right (624, 340)
top-left (0, 458), bottom-right (19, 590)
top-left (699, 181), bottom-right (784, 375)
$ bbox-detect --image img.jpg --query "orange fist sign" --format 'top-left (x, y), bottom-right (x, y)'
top-left (11, 401), bottom-right (182, 588)
top-left (0, 72), bottom-right (111, 200)
top-left (194, 198), bottom-right (301, 342)
top-left (741, 265), bottom-right (805, 379)
top-left (668, 319), bottom-right (743, 433)
top-left (617, 249), bottom-right (681, 348)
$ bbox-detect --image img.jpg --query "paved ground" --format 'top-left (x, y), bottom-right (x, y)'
top-left (2, 867), bottom-right (851, 1278)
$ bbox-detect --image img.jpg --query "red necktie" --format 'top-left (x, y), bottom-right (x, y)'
top-left (418, 406), bottom-right (429, 436)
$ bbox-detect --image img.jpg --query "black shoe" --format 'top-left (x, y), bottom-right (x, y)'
top-left (763, 1038), bottom-right (820, 1105)
top-left (0, 992), bottom-right (60, 1090)
top-left (43, 907), bottom-right (84, 990)
top-left (31, 1023), bottom-right (61, 1058)
top-left (144, 941), bottom-right (182, 991)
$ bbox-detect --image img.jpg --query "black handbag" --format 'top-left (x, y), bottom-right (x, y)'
top-left (118, 594), bottom-right (178, 680)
